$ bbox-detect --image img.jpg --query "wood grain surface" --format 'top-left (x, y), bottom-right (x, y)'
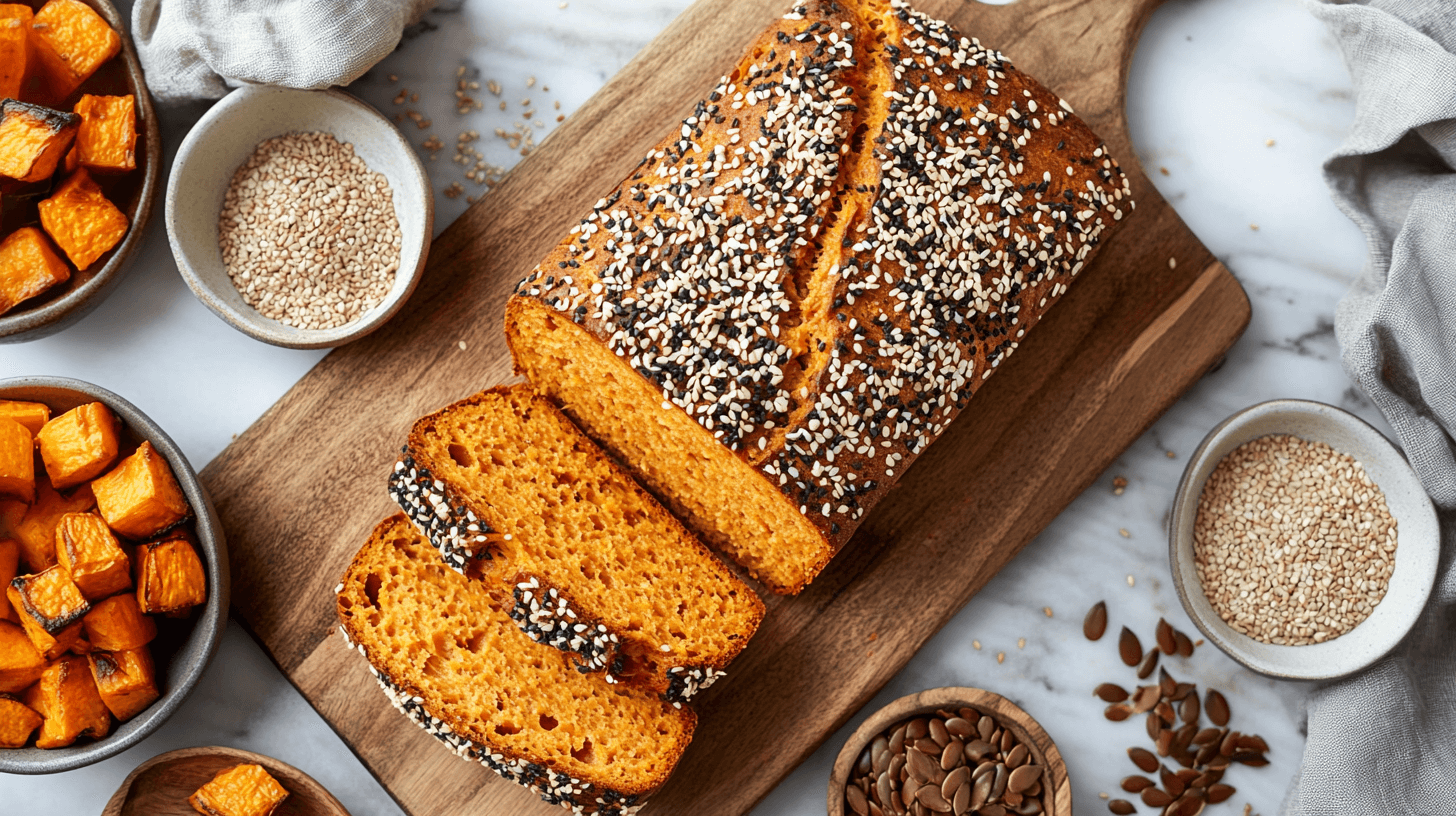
top-left (200, 0), bottom-right (1250, 814)
top-left (101, 746), bottom-right (351, 816)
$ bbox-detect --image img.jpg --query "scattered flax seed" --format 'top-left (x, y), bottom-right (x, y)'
top-left (1119, 528), bottom-right (1130, 538)
top-left (1166, 450), bottom-right (1177, 459)
top-left (1113, 476), bottom-right (1127, 495)
top-left (996, 651), bottom-right (1005, 664)
top-left (392, 89), bottom-right (408, 105)
top-left (218, 131), bottom-right (400, 331)
top-left (1159, 166), bottom-right (1169, 175)
top-left (1194, 434), bottom-right (1397, 645)
top-left (1043, 606), bottom-right (1053, 618)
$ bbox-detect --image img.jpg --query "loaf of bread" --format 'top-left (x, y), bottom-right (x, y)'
top-left (387, 384), bottom-right (763, 703)
top-left (505, 0), bottom-right (1133, 593)
top-left (336, 515), bottom-right (694, 816)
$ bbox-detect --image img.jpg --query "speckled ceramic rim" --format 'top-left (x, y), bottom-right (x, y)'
top-left (0, 376), bottom-right (230, 774)
top-left (1169, 399), bottom-right (1439, 681)
top-left (165, 85), bottom-right (433, 349)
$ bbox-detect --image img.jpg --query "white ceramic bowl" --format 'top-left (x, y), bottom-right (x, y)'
top-left (1169, 399), bottom-right (1438, 680)
top-left (165, 86), bottom-right (432, 349)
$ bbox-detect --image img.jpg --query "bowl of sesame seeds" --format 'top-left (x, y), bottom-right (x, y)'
top-left (1169, 399), bottom-right (1439, 681)
top-left (165, 85), bottom-right (433, 348)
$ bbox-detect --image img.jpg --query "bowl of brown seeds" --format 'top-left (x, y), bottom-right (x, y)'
top-left (1170, 399), bottom-right (1439, 680)
top-left (165, 85), bottom-right (432, 349)
top-left (828, 686), bottom-right (1069, 816)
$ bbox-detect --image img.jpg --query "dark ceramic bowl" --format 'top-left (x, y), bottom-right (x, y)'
top-left (0, 0), bottom-right (162, 343)
top-left (0, 376), bottom-right (229, 773)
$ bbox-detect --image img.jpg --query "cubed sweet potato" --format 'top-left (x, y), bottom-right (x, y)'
top-left (190, 763), bottom-right (290, 816)
top-left (12, 476), bottom-right (94, 571)
top-left (0, 226), bottom-right (70, 317)
top-left (88, 646), bottom-right (156, 721)
top-left (0, 693), bottom-right (43, 747)
top-left (36, 401), bottom-right (117, 490)
top-left (0, 400), bottom-right (51, 437)
top-left (55, 512), bottom-right (129, 599)
top-left (0, 539), bottom-right (17, 622)
top-left (0, 619), bottom-right (44, 693)
top-left (0, 6), bottom-right (33, 103)
top-left (0, 419), bottom-right (33, 503)
top-left (72, 93), bottom-right (134, 173)
top-left (93, 441), bottom-right (188, 539)
top-left (81, 592), bottom-right (153, 651)
top-left (29, 0), bottom-right (120, 103)
top-left (38, 167), bottom-right (128, 269)
top-left (32, 653), bottom-right (109, 747)
top-left (0, 99), bottom-right (78, 183)
top-left (134, 531), bottom-right (205, 615)
top-left (7, 565), bottom-right (88, 658)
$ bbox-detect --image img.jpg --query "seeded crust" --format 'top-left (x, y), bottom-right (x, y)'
top-left (336, 515), bottom-right (695, 815)
top-left (388, 385), bottom-right (763, 704)
top-left (506, 0), bottom-right (1132, 594)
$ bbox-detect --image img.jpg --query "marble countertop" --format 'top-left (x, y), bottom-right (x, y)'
top-left (2, 0), bottom-right (1379, 814)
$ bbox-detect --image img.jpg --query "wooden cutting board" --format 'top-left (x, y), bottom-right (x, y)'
top-left (201, 0), bottom-right (1250, 814)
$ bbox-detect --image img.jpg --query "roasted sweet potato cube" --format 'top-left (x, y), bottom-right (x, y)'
top-left (37, 402), bottom-right (118, 489)
top-left (72, 94), bottom-right (134, 173)
top-left (0, 419), bottom-right (33, 503)
top-left (29, 0), bottom-right (120, 103)
top-left (0, 619), bottom-right (44, 693)
top-left (82, 592), bottom-right (153, 651)
top-left (13, 477), bottom-right (94, 571)
top-left (93, 441), bottom-right (188, 539)
top-left (32, 654), bottom-right (109, 747)
top-left (0, 6), bottom-right (33, 103)
top-left (190, 763), bottom-right (290, 816)
top-left (0, 99), bottom-right (78, 183)
top-left (135, 532), bottom-right (205, 615)
top-left (0, 539), bottom-right (17, 622)
top-left (0, 226), bottom-right (70, 317)
top-left (0, 693), bottom-right (42, 747)
top-left (8, 565), bottom-right (87, 658)
top-left (55, 512), bottom-right (129, 599)
top-left (38, 167), bottom-right (128, 269)
top-left (88, 646), bottom-right (156, 721)
top-left (0, 400), bottom-right (51, 437)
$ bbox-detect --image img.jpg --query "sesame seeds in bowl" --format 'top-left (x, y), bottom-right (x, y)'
top-left (1169, 399), bottom-right (1439, 681)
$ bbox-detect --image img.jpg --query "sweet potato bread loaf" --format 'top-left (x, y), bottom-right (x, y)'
top-left (336, 515), bottom-right (694, 816)
top-left (506, 0), bottom-right (1133, 594)
top-left (388, 385), bottom-right (762, 703)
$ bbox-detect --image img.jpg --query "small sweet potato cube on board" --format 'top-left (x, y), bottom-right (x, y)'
top-left (29, 0), bottom-right (120, 103)
top-left (0, 619), bottom-right (45, 692)
top-left (82, 592), bottom-right (153, 651)
top-left (0, 693), bottom-right (43, 747)
top-left (0, 99), bottom-right (79, 183)
top-left (0, 226), bottom-right (71, 317)
top-left (0, 538), bottom-right (17, 622)
top-left (72, 94), bottom-right (135, 173)
top-left (135, 531), bottom-right (205, 615)
top-left (8, 565), bottom-right (88, 659)
top-left (0, 400), bottom-right (51, 437)
top-left (32, 653), bottom-right (109, 747)
top-left (0, 5), bottom-right (33, 103)
top-left (190, 763), bottom-right (290, 816)
top-left (93, 441), bottom-right (188, 539)
top-left (0, 419), bottom-right (33, 503)
top-left (13, 477), bottom-right (94, 571)
top-left (38, 167), bottom-right (128, 269)
top-left (37, 401), bottom-right (118, 489)
top-left (88, 646), bottom-right (156, 720)
top-left (55, 512), bottom-right (129, 599)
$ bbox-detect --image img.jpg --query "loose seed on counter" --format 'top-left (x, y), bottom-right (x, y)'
top-left (1084, 601), bottom-right (1108, 641)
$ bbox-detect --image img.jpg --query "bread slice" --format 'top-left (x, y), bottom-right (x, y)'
top-left (505, 0), bottom-right (1132, 594)
top-left (336, 515), bottom-right (694, 815)
top-left (388, 384), bottom-right (763, 703)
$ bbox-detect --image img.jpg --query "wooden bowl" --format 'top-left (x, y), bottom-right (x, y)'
top-left (827, 687), bottom-right (1070, 816)
top-left (102, 746), bottom-right (352, 816)
top-left (0, 0), bottom-right (162, 343)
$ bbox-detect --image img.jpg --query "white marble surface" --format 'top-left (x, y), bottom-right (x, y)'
top-left (0, 0), bottom-right (1381, 814)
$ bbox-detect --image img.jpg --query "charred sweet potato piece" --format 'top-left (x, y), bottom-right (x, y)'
top-left (29, 0), bottom-right (120, 103)
top-left (55, 512), bottom-right (129, 599)
top-left (32, 653), bottom-right (108, 747)
top-left (8, 565), bottom-right (88, 658)
top-left (36, 401), bottom-right (118, 490)
top-left (0, 99), bottom-right (78, 183)
top-left (81, 592), bottom-right (153, 651)
top-left (0, 400), bottom-right (51, 437)
top-left (0, 619), bottom-right (44, 693)
top-left (0, 226), bottom-right (70, 316)
top-left (0, 692), bottom-right (43, 747)
top-left (0, 419), bottom-right (33, 503)
top-left (0, 5), bottom-right (32, 103)
top-left (134, 531), bottom-right (205, 615)
top-left (72, 94), bottom-right (134, 173)
top-left (38, 167), bottom-right (128, 269)
top-left (190, 763), bottom-right (290, 816)
top-left (88, 646), bottom-right (155, 721)
top-left (13, 476), bottom-right (94, 571)
top-left (93, 441), bottom-right (188, 539)
top-left (0, 539), bottom-right (17, 622)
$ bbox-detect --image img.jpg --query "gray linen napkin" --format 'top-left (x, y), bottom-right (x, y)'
top-left (1285, 2), bottom-right (1456, 813)
top-left (131, 0), bottom-right (436, 105)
